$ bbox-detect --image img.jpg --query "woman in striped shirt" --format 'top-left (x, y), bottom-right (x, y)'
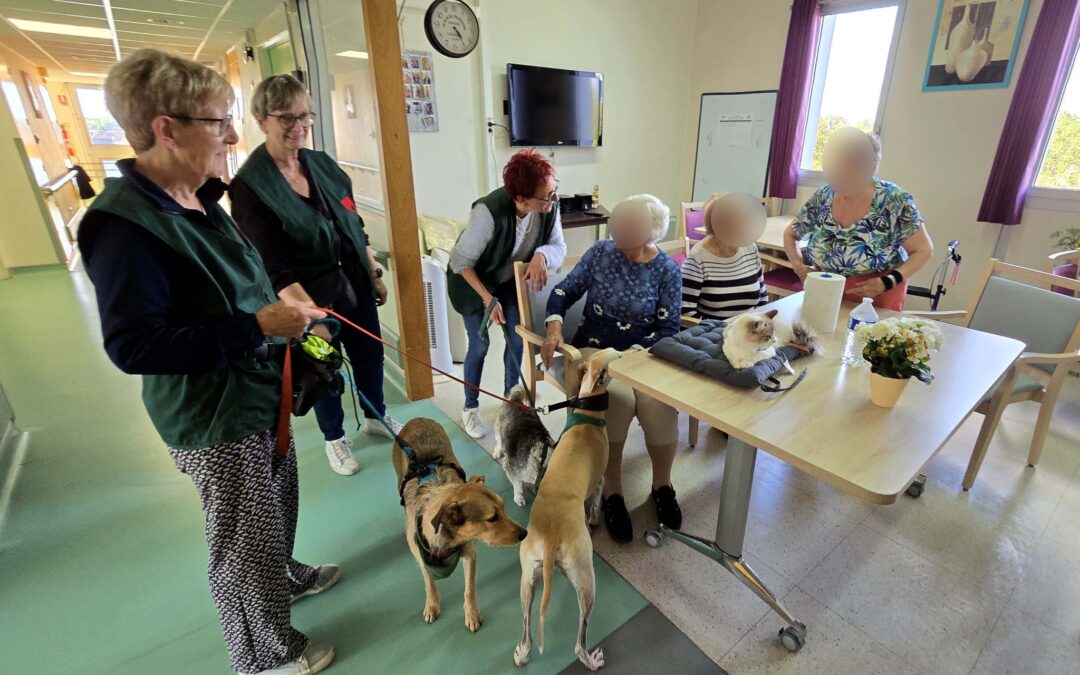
top-left (681, 192), bottom-right (768, 320)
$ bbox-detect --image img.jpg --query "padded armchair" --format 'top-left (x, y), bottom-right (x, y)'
top-left (911, 259), bottom-right (1080, 490)
top-left (1047, 248), bottom-right (1079, 298)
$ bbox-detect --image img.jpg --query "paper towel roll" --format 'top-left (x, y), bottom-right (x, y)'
top-left (801, 271), bottom-right (846, 333)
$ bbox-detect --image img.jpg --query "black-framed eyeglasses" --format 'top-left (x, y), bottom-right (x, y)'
top-left (531, 182), bottom-right (560, 204)
top-left (267, 112), bottom-right (317, 129)
top-left (168, 113), bottom-right (234, 136)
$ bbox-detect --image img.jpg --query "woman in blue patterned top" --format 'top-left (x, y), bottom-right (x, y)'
top-left (541, 194), bottom-right (683, 544)
top-left (783, 127), bottom-right (934, 311)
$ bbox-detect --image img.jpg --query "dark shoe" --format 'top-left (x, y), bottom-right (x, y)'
top-left (601, 494), bottom-right (633, 544)
top-left (651, 485), bottom-right (682, 530)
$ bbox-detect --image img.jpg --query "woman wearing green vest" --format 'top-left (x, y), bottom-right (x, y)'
top-left (231, 75), bottom-right (399, 477)
top-left (447, 150), bottom-right (566, 439)
top-left (79, 50), bottom-right (337, 675)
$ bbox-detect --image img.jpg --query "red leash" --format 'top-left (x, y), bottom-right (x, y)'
top-left (317, 306), bottom-right (529, 411)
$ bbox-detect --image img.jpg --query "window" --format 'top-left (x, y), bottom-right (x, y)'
top-left (74, 87), bottom-right (126, 146)
top-left (1034, 42), bottom-right (1080, 190)
top-left (800, 2), bottom-right (904, 172)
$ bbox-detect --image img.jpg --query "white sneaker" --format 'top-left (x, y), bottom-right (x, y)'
top-left (325, 437), bottom-right (359, 476)
top-left (363, 414), bottom-right (403, 439)
top-left (240, 642), bottom-right (334, 675)
top-left (291, 564), bottom-right (342, 604)
top-left (461, 408), bottom-right (488, 439)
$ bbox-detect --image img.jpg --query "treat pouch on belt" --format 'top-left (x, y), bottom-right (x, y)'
top-left (86, 176), bottom-right (282, 451)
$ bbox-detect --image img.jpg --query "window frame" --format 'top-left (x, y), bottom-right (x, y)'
top-left (798, 0), bottom-right (906, 186)
top-left (1027, 35), bottom-right (1080, 212)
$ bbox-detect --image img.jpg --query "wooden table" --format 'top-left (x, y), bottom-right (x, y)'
top-left (608, 293), bottom-right (1024, 652)
top-left (561, 205), bottom-right (610, 242)
top-left (697, 215), bottom-right (795, 267)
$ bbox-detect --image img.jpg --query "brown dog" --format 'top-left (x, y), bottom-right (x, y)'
top-left (514, 348), bottom-right (624, 670)
top-left (393, 418), bottom-right (527, 632)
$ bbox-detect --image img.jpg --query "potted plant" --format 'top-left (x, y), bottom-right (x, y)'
top-left (1051, 227), bottom-right (1080, 251)
top-left (856, 317), bottom-right (944, 407)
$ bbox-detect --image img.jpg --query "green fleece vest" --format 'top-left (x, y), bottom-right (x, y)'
top-left (87, 177), bottom-right (282, 450)
top-left (447, 187), bottom-right (557, 315)
top-left (233, 145), bottom-right (372, 295)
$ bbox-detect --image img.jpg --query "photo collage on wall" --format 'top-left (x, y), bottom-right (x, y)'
top-left (402, 49), bottom-right (438, 132)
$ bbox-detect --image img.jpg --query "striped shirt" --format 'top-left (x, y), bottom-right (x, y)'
top-left (681, 241), bottom-right (767, 320)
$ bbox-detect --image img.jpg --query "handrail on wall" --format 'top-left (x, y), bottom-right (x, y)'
top-left (40, 169), bottom-right (78, 196)
top-left (336, 159), bottom-right (381, 173)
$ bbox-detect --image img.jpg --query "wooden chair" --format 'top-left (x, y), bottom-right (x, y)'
top-left (909, 259), bottom-right (1080, 490)
top-left (1047, 248), bottom-right (1079, 298)
top-left (513, 260), bottom-right (702, 447)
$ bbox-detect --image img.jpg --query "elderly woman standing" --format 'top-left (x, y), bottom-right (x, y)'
top-left (448, 150), bottom-right (566, 439)
top-left (78, 51), bottom-right (336, 675)
top-left (784, 127), bottom-right (933, 311)
top-left (541, 195), bottom-right (682, 544)
top-left (231, 74), bottom-right (399, 477)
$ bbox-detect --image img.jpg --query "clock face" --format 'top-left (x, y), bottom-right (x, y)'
top-left (425, 0), bottom-right (479, 58)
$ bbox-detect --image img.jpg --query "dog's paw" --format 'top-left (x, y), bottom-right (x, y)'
top-left (577, 647), bottom-right (605, 671)
top-left (513, 641), bottom-right (532, 667)
top-left (514, 492), bottom-right (527, 507)
top-left (423, 602), bottom-right (441, 624)
top-left (464, 606), bottom-right (483, 632)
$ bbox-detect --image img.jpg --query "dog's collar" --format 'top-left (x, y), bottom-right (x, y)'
top-left (556, 412), bottom-right (606, 445)
top-left (540, 391), bottom-right (609, 415)
top-left (413, 512), bottom-right (463, 580)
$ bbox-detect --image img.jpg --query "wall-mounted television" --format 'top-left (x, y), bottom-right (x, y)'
top-left (507, 63), bottom-right (603, 147)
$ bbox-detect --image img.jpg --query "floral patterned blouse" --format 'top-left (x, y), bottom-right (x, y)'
top-left (546, 240), bottom-right (682, 350)
top-left (793, 179), bottom-right (924, 276)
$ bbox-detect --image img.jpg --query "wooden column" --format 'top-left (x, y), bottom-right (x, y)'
top-left (361, 0), bottom-right (433, 401)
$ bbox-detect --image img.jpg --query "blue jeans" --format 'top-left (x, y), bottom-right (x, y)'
top-left (461, 282), bottom-right (523, 410)
top-left (313, 285), bottom-right (386, 441)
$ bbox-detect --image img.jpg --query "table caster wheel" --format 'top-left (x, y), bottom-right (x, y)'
top-left (644, 530), bottom-right (663, 548)
top-left (778, 626), bottom-right (805, 653)
top-left (905, 480), bottom-right (925, 498)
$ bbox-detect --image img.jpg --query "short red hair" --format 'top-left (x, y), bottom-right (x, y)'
top-left (502, 150), bottom-right (555, 201)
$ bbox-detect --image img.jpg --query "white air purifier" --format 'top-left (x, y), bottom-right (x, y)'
top-left (422, 255), bottom-right (454, 373)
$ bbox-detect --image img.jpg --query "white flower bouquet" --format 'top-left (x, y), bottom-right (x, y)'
top-left (856, 317), bottom-right (944, 384)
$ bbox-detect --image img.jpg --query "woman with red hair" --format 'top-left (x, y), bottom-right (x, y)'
top-left (448, 150), bottom-right (566, 438)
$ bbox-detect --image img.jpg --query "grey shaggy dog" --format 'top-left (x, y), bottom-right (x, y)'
top-left (492, 385), bottom-right (554, 506)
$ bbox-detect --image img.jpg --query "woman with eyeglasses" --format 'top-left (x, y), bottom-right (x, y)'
top-left (447, 150), bottom-right (567, 439)
top-left (231, 74), bottom-right (400, 477)
top-left (78, 50), bottom-right (336, 675)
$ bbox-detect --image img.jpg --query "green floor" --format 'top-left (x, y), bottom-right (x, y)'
top-left (0, 269), bottom-right (647, 674)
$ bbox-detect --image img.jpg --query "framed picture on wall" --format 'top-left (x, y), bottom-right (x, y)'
top-left (923, 0), bottom-right (1031, 91)
top-left (20, 71), bottom-right (42, 118)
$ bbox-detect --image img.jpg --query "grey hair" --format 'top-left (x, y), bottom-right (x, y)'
top-left (251, 74), bottom-right (309, 120)
top-left (621, 193), bottom-right (670, 243)
top-left (104, 48), bottom-right (233, 152)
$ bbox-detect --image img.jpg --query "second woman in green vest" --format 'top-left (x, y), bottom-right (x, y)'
top-left (231, 74), bottom-right (399, 476)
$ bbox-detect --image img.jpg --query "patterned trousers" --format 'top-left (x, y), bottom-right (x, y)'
top-left (170, 429), bottom-right (319, 674)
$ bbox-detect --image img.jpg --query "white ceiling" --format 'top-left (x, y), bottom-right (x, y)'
top-left (0, 0), bottom-right (283, 77)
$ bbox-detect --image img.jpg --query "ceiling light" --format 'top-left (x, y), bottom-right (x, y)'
top-left (336, 50), bottom-right (369, 59)
top-left (9, 19), bottom-right (112, 40)
top-left (70, 71), bottom-right (106, 78)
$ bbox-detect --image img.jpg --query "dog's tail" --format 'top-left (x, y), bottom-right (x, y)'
top-left (538, 539), bottom-right (557, 653)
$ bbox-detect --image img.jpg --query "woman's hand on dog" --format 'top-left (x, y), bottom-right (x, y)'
top-left (541, 322), bottom-right (564, 369)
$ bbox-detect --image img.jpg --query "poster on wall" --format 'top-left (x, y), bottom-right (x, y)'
top-left (402, 49), bottom-right (438, 132)
top-left (923, 0), bottom-right (1030, 91)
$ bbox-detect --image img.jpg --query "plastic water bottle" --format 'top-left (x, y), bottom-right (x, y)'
top-left (842, 298), bottom-right (879, 366)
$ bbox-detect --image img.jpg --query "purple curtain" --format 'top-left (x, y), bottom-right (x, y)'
top-left (978, 0), bottom-right (1080, 225)
top-left (767, 0), bottom-right (823, 199)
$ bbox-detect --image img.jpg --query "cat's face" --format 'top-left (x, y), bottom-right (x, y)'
top-left (734, 309), bottom-right (780, 348)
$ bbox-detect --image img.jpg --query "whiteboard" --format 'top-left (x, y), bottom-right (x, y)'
top-left (691, 91), bottom-right (778, 202)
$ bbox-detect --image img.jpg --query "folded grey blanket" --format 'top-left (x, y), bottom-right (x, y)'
top-left (651, 320), bottom-right (808, 389)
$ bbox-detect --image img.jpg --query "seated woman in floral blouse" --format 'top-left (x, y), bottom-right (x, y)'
top-left (541, 194), bottom-right (683, 544)
top-left (783, 127), bottom-right (934, 311)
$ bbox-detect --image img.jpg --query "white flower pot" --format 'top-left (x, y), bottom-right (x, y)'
top-left (870, 372), bottom-right (910, 408)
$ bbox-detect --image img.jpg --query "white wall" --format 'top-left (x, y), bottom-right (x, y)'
top-left (683, 0), bottom-right (1069, 310)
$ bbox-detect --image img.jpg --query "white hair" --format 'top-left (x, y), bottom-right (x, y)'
top-left (620, 193), bottom-right (670, 243)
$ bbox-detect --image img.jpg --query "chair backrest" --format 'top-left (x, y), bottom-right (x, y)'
top-left (1048, 249), bottom-right (1079, 297)
top-left (968, 261), bottom-right (1080, 374)
top-left (514, 261), bottom-right (587, 337)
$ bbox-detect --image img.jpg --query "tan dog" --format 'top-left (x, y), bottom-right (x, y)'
top-left (514, 348), bottom-right (624, 671)
top-left (394, 418), bottom-right (527, 632)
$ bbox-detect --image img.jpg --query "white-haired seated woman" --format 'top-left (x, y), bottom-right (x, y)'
top-left (541, 194), bottom-right (683, 544)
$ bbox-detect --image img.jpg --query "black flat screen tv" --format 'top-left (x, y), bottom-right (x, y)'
top-left (507, 63), bottom-right (603, 147)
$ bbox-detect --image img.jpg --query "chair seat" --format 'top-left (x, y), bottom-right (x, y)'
top-left (980, 373), bottom-right (1044, 405)
top-left (763, 268), bottom-right (804, 292)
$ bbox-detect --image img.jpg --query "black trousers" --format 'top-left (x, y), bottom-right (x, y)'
top-left (170, 429), bottom-right (319, 673)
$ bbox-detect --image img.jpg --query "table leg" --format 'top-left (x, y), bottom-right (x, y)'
top-left (644, 435), bottom-right (808, 652)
